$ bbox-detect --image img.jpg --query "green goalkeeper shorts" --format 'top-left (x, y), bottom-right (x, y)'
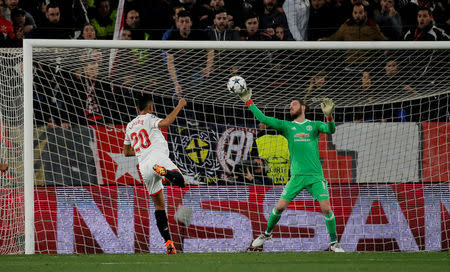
top-left (280, 175), bottom-right (330, 202)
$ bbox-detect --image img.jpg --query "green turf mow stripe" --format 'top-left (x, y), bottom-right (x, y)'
top-left (0, 252), bottom-right (448, 272)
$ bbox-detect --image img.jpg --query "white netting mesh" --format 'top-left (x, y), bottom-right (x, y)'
top-left (0, 48), bottom-right (25, 254)
top-left (2, 42), bottom-right (450, 254)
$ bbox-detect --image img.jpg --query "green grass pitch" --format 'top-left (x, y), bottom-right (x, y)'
top-left (1, 252), bottom-right (448, 272)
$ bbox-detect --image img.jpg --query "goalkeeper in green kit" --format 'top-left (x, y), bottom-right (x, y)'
top-left (238, 87), bottom-right (345, 252)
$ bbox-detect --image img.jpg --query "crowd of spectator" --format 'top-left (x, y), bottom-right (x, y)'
top-left (0, 0), bottom-right (448, 46)
top-left (1, 1), bottom-right (448, 131)
top-left (15, 1), bottom-right (448, 129)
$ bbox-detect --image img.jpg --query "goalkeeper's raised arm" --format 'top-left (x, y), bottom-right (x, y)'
top-left (319, 98), bottom-right (336, 134)
top-left (238, 89), bottom-right (285, 131)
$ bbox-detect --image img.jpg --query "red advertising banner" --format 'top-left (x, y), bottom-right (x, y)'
top-left (30, 184), bottom-right (450, 253)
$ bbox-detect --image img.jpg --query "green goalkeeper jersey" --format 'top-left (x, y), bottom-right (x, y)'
top-left (248, 103), bottom-right (335, 177)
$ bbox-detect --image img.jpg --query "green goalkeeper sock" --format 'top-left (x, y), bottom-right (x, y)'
top-left (266, 208), bottom-right (283, 234)
top-left (324, 211), bottom-right (337, 243)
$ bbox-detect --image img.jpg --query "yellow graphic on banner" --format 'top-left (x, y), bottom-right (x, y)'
top-left (186, 138), bottom-right (209, 164)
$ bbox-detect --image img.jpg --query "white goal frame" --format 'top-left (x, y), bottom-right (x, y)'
top-left (23, 39), bottom-right (450, 254)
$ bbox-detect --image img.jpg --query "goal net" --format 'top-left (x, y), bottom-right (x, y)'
top-left (0, 48), bottom-right (25, 254)
top-left (4, 40), bottom-right (450, 254)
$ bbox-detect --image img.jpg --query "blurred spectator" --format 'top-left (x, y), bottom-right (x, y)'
top-left (275, 24), bottom-right (288, 40)
top-left (137, 0), bottom-right (172, 40)
top-left (373, 58), bottom-right (418, 96)
top-left (308, 0), bottom-right (340, 41)
top-left (355, 58), bottom-right (421, 122)
top-left (433, 0), bottom-right (450, 35)
top-left (79, 23), bottom-right (97, 40)
top-left (33, 60), bottom-right (70, 128)
top-left (162, 4), bottom-right (185, 40)
top-left (89, 0), bottom-right (116, 39)
top-left (304, 71), bottom-right (329, 107)
top-left (23, 0), bottom-right (48, 27)
top-left (226, 13), bottom-right (240, 31)
top-left (259, 0), bottom-right (288, 29)
top-left (113, 27), bottom-right (140, 87)
top-left (240, 13), bottom-right (272, 40)
top-left (404, 6), bottom-right (449, 41)
top-left (225, 1), bottom-right (252, 28)
top-left (60, 59), bottom-right (118, 126)
top-left (342, 0), bottom-right (373, 19)
top-left (205, 8), bottom-right (240, 40)
top-left (26, 2), bottom-right (72, 39)
top-left (204, 8), bottom-right (240, 79)
top-left (2, 0), bottom-right (35, 34)
top-left (373, 0), bottom-right (403, 40)
top-left (322, 4), bottom-right (387, 41)
top-left (60, 0), bottom-right (90, 32)
top-left (120, 27), bottom-right (133, 40)
top-left (398, 0), bottom-right (420, 33)
top-left (0, 162), bottom-right (7, 172)
top-left (195, 0), bottom-right (225, 29)
top-left (0, 7), bottom-right (15, 46)
top-left (165, 10), bottom-right (206, 98)
top-left (232, 157), bottom-right (273, 185)
top-left (125, 9), bottom-right (149, 40)
top-left (10, 8), bottom-right (26, 45)
top-left (10, 8), bottom-right (24, 28)
top-left (359, 71), bottom-right (374, 103)
top-left (282, 0), bottom-right (307, 40)
top-left (165, 9), bottom-right (205, 40)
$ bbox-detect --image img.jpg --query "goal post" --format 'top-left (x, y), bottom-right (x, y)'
top-left (23, 41), bottom-right (34, 255)
top-left (14, 40), bottom-right (450, 254)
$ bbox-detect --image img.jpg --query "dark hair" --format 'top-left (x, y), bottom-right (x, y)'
top-left (245, 12), bottom-right (258, 22)
top-left (177, 10), bottom-right (192, 19)
top-left (352, 3), bottom-right (366, 11)
top-left (46, 2), bottom-right (60, 12)
top-left (172, 5), bottom-right (185, 16)
top-left (95, 0), bottom-right (111, 6)
top-left (418, 6), bottom-right (432, 15)
top-left (274, 24), bottom-right (284, 30)
top-left (122, 26), bottom-right (133, 37)
top-left (78, 23), bottom-right (97, 39)
top-left (291, 97), bottom-right (310, 111)
top-left (213, 8), bottom-right (227, 17)
top-left (137, 94), bottom-right (153, 111)
top-left (82, 23), bottom-right (96, 32)
top-left (11, 8), bottom-right (26, 18)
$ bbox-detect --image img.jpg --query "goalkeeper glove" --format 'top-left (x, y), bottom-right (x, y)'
top-left (239, 88), bottom-right (252, 103)
top-left (320, 98), bottom-right (335, 117)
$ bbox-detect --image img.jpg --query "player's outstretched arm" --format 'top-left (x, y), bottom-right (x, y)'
top-left (239, 88), bottom-right (284, 131)
top-left (158, 98), bottom-right (187, 128)
top-left (319, 98), bottom-right (336, 134)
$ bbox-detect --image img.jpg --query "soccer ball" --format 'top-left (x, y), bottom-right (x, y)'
top-left (227, 75), bottom-right (247, 94)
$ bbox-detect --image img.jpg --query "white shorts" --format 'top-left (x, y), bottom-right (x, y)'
top-left (139, 156), bottom-right (179, 195)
